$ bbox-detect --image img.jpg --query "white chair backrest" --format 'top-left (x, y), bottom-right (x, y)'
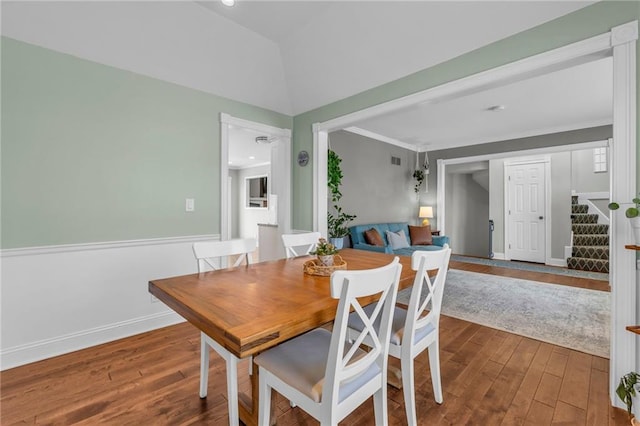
top-left (192, 238), bottom-right (257, 272)
top-left (404, 244), bottom-right (451, 348)
top-left (324, 257), bottom-right (402, 407)
top-left (281, 232), bottom-right (321, 258)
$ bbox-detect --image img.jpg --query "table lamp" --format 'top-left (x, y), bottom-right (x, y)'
top-left (419, 206), bottom-right (433, 226)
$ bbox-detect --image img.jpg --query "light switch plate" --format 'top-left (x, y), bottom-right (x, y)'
top-left (186, 198), bottom-right (195, 212)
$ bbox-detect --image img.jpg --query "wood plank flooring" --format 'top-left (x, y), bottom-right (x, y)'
top-left (1, 262), bottom-right (627, 425)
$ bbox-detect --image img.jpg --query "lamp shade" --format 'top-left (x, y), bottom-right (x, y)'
top-left (419, 206), bottom-right (433, 218)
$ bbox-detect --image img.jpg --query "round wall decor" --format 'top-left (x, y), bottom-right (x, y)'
top-left (297, 150), bottom-right (309, 166)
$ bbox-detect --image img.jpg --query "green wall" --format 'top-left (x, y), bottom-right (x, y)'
top-left (1, 37), bottom-right (291, 249)
top-left (291, 1), bottom-right (640, 231)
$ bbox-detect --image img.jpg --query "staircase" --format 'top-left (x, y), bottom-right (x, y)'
top-left (567, 195), bottom-right (609, 273)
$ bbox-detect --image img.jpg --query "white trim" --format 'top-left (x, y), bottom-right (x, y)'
top-left (492, 252), bottom-right (505, 260)
top-left (609, 20), bottom-right (638, 411)
top-left (503, 157), bottom-right (551, 265)
top-left (0, 234), bottom-right (220, 257)
top-left (571, 190), bottom-right (610, 200)
top-left (548, 258), bottom-right (568, 268)
top-left (220, 113), bottom-right (292, 241)
top-left (436, 159), bottom-right (446, 235)
top-left (343, 127), bottom-right (420, 152)
top-left (0, 311), bottom-right (185, 371)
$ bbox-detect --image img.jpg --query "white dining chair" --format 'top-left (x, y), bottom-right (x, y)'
top-left (192, 238), bottom-right (257, 426)
top-left (254, 257), bottom-right (402, 426)
top-left (347, 245), bottom-right (451, 426)
top-left (281, 231), bottom-right (321, 258)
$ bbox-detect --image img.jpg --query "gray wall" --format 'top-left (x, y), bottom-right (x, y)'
top-left (446, 173), bottom-right (489, 256)
top-left (571, 147), bottom-right (610, 193)
top-left (329, 130), bottom-right (420, 229)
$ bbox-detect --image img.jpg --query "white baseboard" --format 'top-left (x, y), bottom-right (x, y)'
top-left (547, 258), bottom-right (568, 267)
top-left (492, 252), bottom-right (506, 260)
top-left (1, 311), bottom-right (185, 371)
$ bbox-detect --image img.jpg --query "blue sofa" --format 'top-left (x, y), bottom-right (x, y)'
top-left (349, 222), bottom-right (449, 256)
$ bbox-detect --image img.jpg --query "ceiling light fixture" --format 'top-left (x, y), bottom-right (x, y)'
top-left (221, 0), bottom-right (235, 6)
top-left (487, 105), bottom-right (506, 112)
top-left (249, 156), bottom-right (255, 160)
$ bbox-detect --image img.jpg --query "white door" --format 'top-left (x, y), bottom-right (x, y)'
top-left (506, 161), bottom-right (546, 263)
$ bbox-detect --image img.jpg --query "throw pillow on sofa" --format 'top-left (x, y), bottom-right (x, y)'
top-left (364, 228), bottom-right (385, 246)
top-left (409, 225), bottom-right (433, 245)
top-left (386, 230), bottom-right (410, 249)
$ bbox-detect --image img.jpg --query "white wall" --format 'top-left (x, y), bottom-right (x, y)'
top-left (0, 236), bottom-right (217, 370)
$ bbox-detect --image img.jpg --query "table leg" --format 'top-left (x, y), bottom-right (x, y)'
top-left (238, 359), bottom-right (276, 426)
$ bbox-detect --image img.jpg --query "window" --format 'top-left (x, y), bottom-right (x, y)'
top-left (593, 147), bottom-right (607, 173)
top-left (246, 176), bottom-right (268, 208)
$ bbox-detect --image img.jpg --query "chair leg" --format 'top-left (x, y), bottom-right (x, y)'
top-left (428, 340), bottom-right (443, 404)
top-left (258, 369), bottom-right (271, 426)
top-left (373, 384), bottom-right (387, 426)
top-left (401, 355), bottom-right (417, 426)
top-left (199, 335), bottom-right (209, 398)
top-left (226, 355), bottom-right (239, 426)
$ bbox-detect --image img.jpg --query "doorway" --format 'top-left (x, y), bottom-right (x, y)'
top-left (219, 113), bottom-right (292, 242)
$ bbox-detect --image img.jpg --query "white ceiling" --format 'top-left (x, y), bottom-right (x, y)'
top-left (2, 1), bottom-right (606, 153)
top-left (228, 126), bottom-right (274, 169)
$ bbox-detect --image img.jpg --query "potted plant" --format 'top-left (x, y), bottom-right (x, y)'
top-left (328, 206), bottom-right (356, 249)
top-left (616, 371), bottom-right (639, 425)
top-left (310, 238), bottom-right (338, 266)
top-left (327, 149), bottom-right (356, 248)
top-left (608, 194), bottom-right (640, 245)
top-left (413, 169), bottom-right (425, 194)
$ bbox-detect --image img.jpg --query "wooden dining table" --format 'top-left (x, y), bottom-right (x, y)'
top-left (149, 248), bottom-right (415, 425)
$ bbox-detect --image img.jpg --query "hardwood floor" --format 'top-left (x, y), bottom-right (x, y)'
top-left (1, 262), bottom-right (625, 425)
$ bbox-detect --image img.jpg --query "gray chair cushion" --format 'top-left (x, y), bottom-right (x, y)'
top-left (348, 305), bottom-right (435, 346)
top-left (254, 328), bottom-right (380, 403)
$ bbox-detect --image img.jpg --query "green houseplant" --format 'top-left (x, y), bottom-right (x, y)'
top-left (413, 169), bottom-right (425, 194)
top-left (609, 194), bottom-right (640, 246)
top-left (310, 238), bottom-right (338, 266)
top-left (608, 195), bottom-right (640, 218)
top-left (327, 149), bottom-right (356, 247)
top-left (616, 371), bottom-right (639, 425)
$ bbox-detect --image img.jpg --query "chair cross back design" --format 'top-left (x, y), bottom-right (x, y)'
top-left (347, 244), bottom-right (451, 426)
top-left (193, 238), bottom-right (256, 272)
top-left (191, 238), bottom-right (257, 426)
top-left (281, 231), bottom-right (321, 258)
top-left (254, 257), bottom-right (402, 425)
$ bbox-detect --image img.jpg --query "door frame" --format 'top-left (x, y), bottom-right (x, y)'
top-left (503, 157), bottom-right (551, 264)
top-left (312, 21), bottom-right (637, 406)
top-left (220, 113), bottom-right (292, 241)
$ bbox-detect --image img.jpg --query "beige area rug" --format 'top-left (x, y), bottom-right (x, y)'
top-left (397, 269), bottom-right (610, 358)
